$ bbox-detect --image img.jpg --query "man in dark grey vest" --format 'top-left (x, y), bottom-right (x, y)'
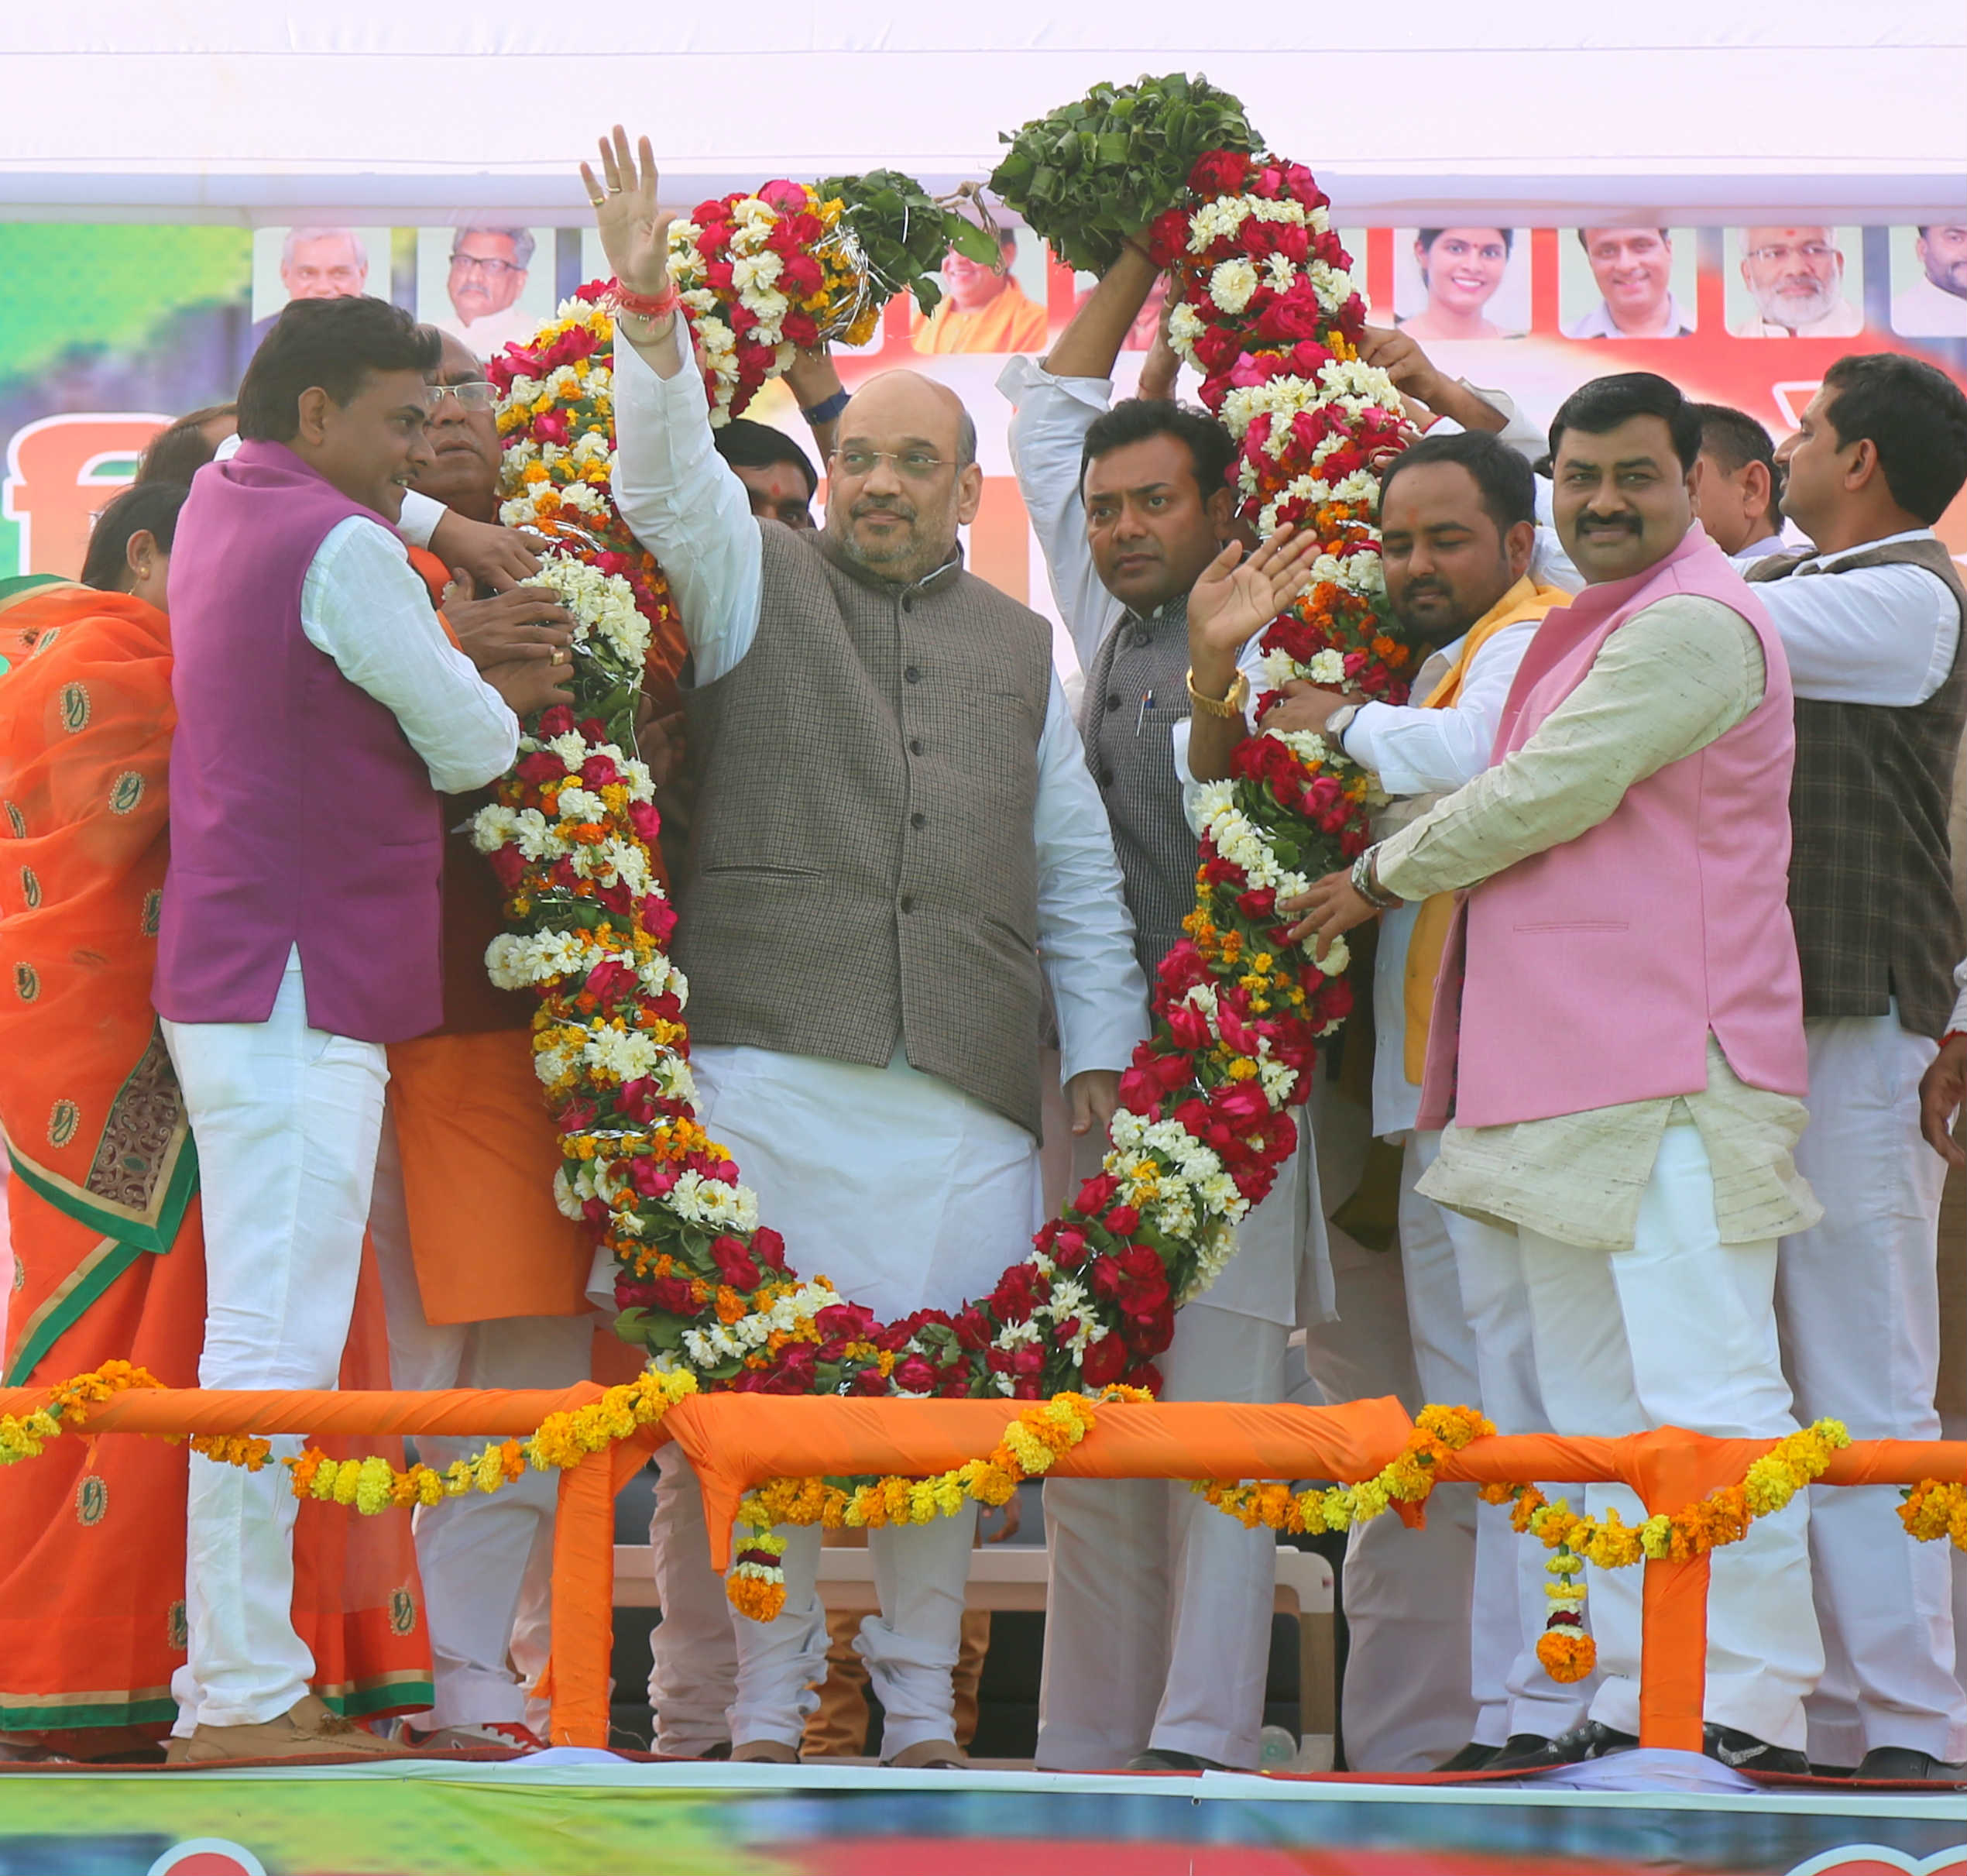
top-left (590, 131), bottom-right (1147, 1771)
top-left (1748, 352), bottom-right (1967, 1781)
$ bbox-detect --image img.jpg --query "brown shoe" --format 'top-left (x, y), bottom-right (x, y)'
top-left (884, 1737), bottom-right (967, 1770)
top-left (167, 1695), bottom-right (410, 1765)
top-left (729, 1738), bottom-right (801, 1764)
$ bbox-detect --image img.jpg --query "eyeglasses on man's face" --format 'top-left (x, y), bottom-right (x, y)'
top-left (424, 381), bottom-right (499, 413)
top-left (830, 447), bottom-right (955, 482)
top-left (1748, 243), bottom-right (1835, 266)
top-left (451, 253), bottom-right (523, 277)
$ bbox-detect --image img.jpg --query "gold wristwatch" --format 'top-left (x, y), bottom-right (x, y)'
top-left (1186, 666), bottom-right (1250, 718)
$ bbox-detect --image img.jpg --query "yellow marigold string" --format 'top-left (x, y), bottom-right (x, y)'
top-left (1193, 1403), bottom-right (1496, 1537)
top-left (724, 1386), bottom-right (1154, 1622)
top-left (1481, 1417), bottom-right (1849, 1685)
top-left (188, 1368), bottom-right (702, 1513)
top-left (0, 1362), bottom-right (164, 1465)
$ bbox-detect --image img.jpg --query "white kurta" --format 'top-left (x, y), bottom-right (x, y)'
top-left (611, 319), bottom-right (1147, 1756)
top-left (608, 324), bottom-right (1148, 1285)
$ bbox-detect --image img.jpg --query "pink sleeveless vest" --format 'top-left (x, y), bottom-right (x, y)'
top-left (153, 442), bottom-right (446, 1043)
top-left (1416, 526), bottom-right (1807, 1131)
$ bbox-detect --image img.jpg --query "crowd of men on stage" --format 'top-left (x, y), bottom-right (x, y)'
top-left (11, 128), bottom-right (1967, 1780)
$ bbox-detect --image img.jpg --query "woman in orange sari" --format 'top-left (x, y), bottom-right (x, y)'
top-left (0, 483), bottom-right (432, 1759)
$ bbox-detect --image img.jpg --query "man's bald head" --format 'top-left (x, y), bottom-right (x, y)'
top-left (824, 370), bottom-right (984, 584)
top-left (839, 370), bottom-right (977, 468)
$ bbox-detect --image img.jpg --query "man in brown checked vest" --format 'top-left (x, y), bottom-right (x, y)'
top-left (587, 128), bottom-right (1150, 1770)
top-left (1746, 352), bottom-right (1967, 1781)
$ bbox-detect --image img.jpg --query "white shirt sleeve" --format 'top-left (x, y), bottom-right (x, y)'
top-left (1341, 617), bottom-right (1540, 796)
top-left (395, 490), bottom-right (444, 551)
top-left (997, 356), bottom-right (1125, 673)
top-left (299, 516), bottom-right (518, 793)
top-left (1169, 632), bottom-right (1285, 833)
top-left (610, 322), bottom-right (763, 684)
top-left (1032, 672), bottom-right (1153, 1079)
top-left (1951, 958), bottom-right (1967, 1038)
top-left (1755, 541), bottom-right (1961, 707)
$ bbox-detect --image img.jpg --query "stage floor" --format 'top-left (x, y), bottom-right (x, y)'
top-left (5, 1751), bottom-right (1967, 1875)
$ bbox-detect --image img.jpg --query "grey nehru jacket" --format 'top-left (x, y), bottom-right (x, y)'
top-left (677, 522), bottom-right (1055, 1135)
top-left (1079, 596), bottom-right (1200, 982)
top-left (1748, 537), bottom-right (1967, 1039)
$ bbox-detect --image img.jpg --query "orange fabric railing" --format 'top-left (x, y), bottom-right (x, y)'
top-left (3, 1382), bottom-right (1962, 1758)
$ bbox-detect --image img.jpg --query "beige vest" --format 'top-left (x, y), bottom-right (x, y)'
top-left (677, 523), bottom-right (1054, 1135)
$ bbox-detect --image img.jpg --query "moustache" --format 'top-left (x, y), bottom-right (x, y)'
top-left (852, 498), bottom-right (915, 522)
top-left (1578, 514), bottom-right (1643, 534)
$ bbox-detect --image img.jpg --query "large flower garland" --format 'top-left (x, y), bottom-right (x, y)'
top-left (1142, 150), bottom-right (1415, 974)
top-left (461, 149), bottom-right (1411, 1589)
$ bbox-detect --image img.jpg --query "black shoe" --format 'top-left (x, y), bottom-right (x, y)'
top-left (1704, 1724), bottom-right (1810, 1777)
top-left (1125, 1747), bottom-right (1230, 1773)
top-left (695, 1740), bottom-right (733, 1761)
top-left (1484, 1721), bottom-right (1636, 1771)
top-left (1853, 1746), bottom-right (1967, 1783)
top-left (1435, 1740), bottom-right (1501, 1773)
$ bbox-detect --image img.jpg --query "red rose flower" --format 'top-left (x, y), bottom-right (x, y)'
top-left (538, 705), bottom-right (576, 738)
top-left (626, 799), bottom-right (663, 847)
top-left (1080, 1331), bottom-right (1128, 1387)
top-left (894, 1354), bottom-right (939, 1394)
top-left (750, 1225), bottom-right (788, 1273)
top-left (486, 844), bottom-right (526, 892)
top-left (1188, 149), bottom-right (1252, 198)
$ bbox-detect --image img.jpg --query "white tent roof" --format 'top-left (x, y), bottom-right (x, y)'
top-left (4, 3), bottom-right (1963, 224)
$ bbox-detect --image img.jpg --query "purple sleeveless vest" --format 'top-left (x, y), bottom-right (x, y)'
top-left (153, 441), bottom-right (445, 1042)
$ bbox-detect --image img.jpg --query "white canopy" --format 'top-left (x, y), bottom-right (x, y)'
top-left (5, 2), bottom-right (1963, 224)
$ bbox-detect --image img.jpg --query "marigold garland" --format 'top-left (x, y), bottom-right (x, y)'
top-left (726, 1386), bottom-right (1153, 1620)
top-left (1900, 1477), bottom-right (1967, 1551)
top-left (1194, 1403), bottom-right (1495, 1536)
top-left (187, 1369), bottom-right (702, 1514)
top-left (1481, 1417), bottom-right (1851, 1683)
top-left (0, 1360), bottom-right (163, 1464)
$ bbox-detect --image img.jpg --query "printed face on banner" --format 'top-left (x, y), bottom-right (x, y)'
top-left (1891, 223), bottom-right (1967, 337)
top-left (1394, 228), bottom-right (1528, 341)
top-left (1560, 226), bottom-right (1697, 339)
top-left (250, 226), bottom-right (391, 322)
top-left (912, 228), bottom-right (1050, 356)
top-left (1728, 225), bottom-right (1865, 338)
top-left (415, 225), bottom-right (556, 362)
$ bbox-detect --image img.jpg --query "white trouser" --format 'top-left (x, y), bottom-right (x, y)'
top-left (161, 950), bottom-right (390, 1729)
top-left (1778, 1011), bottom-right (1965, 1765)
top-left (368, 1108), bottom-right (596, 1730)
top-left (667, 1446), bottom-right (979, 1757)
top-left (1037, 1301), bottom-right (1292, 1769)
top-left (1402, 1132), bottom-right (1592, 1745)
top-left (1299, 1081), bottom-right (1478, 1772)
top-left (1517, 1120), bottom-right (1822, 1749)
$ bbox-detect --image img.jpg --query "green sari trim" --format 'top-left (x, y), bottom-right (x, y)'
top-left (2, 1234), bottom-right (141, 1386)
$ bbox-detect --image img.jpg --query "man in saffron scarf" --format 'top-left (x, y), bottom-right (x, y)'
top-left (0, 484), bottom-right (432, 1761)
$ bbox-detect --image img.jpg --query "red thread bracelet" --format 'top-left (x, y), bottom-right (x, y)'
top-left (610, 280), bottom-right (681, 320)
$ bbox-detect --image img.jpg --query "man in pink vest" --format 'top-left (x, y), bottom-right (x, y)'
top-left (155, 297), bottom-right (530, 1763)
top-left (1289, 372), bottom-right (1825, 1773)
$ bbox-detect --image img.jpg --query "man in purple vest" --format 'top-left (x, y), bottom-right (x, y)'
top-left (154, 296), bottom-right (527, 1763)
top-left (1747, 355), bottom-right (1967, 1780)
top-left (1289, 373), bottom-right (1825, 1774)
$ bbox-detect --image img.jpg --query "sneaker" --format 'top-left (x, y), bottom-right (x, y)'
top-left (166, 1695), bottom-right (410, 1765)
top-left (400, 1720), bottom-right (543, 1753)
top-left (1436, 1740), bottom-right (1502, 1773)
top-left (1484, 1721), bottom-right (1638, 1771)
top-left (1124, 1747), bottom-right (1231, 1773)
top-left (1704, 1724), bottom-right (1809, 1778)
top-left (1852, 1746), bottom-right (1967, 1783)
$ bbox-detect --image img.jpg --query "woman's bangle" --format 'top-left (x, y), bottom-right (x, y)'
top-left (609, 280), bottom-right (681, 321)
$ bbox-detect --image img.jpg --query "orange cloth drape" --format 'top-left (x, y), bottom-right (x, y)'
top-left (0, 585), bottom-right (431, 1740)
top-left (1401, 578), bottom-right (1571, 1083)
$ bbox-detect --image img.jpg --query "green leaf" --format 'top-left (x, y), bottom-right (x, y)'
top-left (989, 73), bottom-right (1259, 280)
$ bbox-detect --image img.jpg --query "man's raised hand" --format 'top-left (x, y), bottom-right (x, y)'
top-left (1187, 525), bottom-right (1321, 670)
top-left (582, 126), bottom-right (673, 298)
